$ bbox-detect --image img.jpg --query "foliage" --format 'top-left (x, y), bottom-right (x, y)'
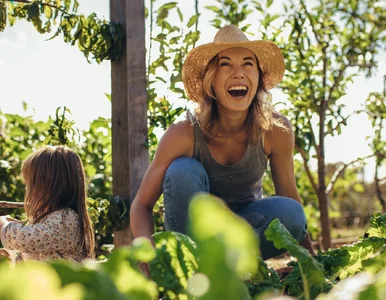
top-left (2, 195), bottom-right (386, 300)
top-left (146, 0), bottom-right (200, 158)
top-left (266, 219), bottom-right (332, 300)
top-left (0, 107), bottom-right (125, 248)
top-left (0, 0), bottom-right (123, 63)
top-left (365, 76), bottom-right (386, 210)
top-left (273, 0), bottom-right (385, 249)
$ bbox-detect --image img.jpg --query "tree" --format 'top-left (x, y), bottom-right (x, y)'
top-left (206, 0), bottom-right (385, 250)
top-left (366, 75), bottom-right (386, 212)
top-left (276, 0), bottom-right (385, 250)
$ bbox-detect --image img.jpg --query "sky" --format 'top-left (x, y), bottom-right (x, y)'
top-left (0, 0), bottom-right (385, 181)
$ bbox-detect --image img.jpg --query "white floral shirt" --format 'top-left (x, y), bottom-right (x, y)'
top-left (1, 209), bottom-right (85, 262)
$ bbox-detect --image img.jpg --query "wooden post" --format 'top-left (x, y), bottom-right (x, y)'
top-left (110, 0), bottom-right (148, 247)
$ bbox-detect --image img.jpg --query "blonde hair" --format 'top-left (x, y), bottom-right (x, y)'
top-left (194, 54), bottom-right (282, 144)
top-left (21, 146), bottom-right (95, 258)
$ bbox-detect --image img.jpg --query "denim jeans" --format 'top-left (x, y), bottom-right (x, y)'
top-left (163, 157), bottom-right (307, 260)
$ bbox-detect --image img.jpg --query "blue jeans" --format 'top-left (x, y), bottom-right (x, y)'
top-left (163, 157), bottom-right (307, 260)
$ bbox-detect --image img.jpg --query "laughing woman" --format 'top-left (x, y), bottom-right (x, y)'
top-left (130, 25), bottom-right (314, 261)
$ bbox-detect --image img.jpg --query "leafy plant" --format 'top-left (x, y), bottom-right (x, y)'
top-left (2, 195), bottom-right (386, 300)
top-left (0, 0), bottom-right (123, 63)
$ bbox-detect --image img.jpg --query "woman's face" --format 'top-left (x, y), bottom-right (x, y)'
top-left (212, 47), bottom-right (259, 114)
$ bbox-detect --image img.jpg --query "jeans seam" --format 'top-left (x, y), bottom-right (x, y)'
top-left (164, 174), bottom-right (176, 231)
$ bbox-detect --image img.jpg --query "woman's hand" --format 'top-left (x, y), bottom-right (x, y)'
top-left (138, 261), bottom-right (151, 278)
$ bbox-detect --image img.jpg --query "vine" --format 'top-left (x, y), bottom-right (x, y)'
top-left (0, 0), bottom-right (123, 63)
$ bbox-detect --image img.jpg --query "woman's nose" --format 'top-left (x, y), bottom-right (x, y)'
top-left (232, 66), bottom-right (245, 78)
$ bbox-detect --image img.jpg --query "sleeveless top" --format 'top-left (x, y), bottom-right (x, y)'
top-left (189, 113), bottom-right (268, 205)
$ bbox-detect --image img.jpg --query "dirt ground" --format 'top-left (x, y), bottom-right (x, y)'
top-left (266, 253), bottom-right (294, 270)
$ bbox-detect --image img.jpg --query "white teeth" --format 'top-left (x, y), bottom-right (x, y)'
top-left (228, 86), bottom-right (248, 91)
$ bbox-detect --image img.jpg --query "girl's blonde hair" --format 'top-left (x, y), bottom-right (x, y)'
top-left (194, 54), bottom-right (283, 143)
top-left (21, 146), bottom-right (95, 258)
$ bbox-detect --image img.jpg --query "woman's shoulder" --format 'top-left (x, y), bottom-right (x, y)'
top-left (264, 112), bottom-right (294, 156)
top-left (157, 117), bottom-right (194, 159)
top-left (272, 111), bottom-right (292, 131)
top-left (163, 116), bottom-right (194, 143)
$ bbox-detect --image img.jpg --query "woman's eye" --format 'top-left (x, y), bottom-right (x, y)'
top-left (220, 62), bottom-right (229, 67)
top-left (244, 62), bottom-right (254, 66)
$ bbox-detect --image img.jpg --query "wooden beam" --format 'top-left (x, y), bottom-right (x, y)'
top-left (110, 0), bottom-right (148, 247)
top-left (0, 201), bottom-right (24, 209)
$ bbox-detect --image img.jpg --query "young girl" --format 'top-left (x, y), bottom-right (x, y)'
top-left (0, 146), bottom-right (95, 262)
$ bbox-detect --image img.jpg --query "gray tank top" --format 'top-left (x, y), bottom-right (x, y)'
top-left (190, 113), bottom-right (268, 205)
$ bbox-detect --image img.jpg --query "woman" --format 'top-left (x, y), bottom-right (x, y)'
top-left (130, 25), bottom-right (314, 260)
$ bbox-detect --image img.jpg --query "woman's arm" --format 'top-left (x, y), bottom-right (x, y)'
top-left (267, 115), bottom-right (315, 255)
top-left (130, 120), bottom-right (194, 245)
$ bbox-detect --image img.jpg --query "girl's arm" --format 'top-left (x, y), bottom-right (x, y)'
top-left (130, 120), bottom-right (193, 245)
top-left (1, 210), bottom-right (80, 253)
top-left (267, 116), bottom-right (315, 255)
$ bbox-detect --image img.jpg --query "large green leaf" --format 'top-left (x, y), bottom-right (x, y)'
top-left (188, 194), bottom-right (259, 299)
top-left (265, 218), bottom-right (330, 300)
top-left (0, 261), bottom-right (83, 300)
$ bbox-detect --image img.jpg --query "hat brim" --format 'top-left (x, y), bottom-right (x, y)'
top-left (182, 40), bottom-right (284, 102)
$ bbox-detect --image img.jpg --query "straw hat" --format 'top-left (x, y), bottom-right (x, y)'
top-left (182, 25), bottom-right (285, 102)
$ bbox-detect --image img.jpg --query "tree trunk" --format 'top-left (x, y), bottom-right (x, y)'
top-left (317, 189), bottom-right (331, 250)
top-left (375, 164), bottom-right (386, 213)
top-left (318, 96), bottom-right (332, 250)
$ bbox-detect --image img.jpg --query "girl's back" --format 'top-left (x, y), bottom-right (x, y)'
top-left (1, 208), bottom-right (85, 262)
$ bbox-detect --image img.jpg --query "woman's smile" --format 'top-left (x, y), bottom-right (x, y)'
top-left (227, 85), bottom-right (249, 98)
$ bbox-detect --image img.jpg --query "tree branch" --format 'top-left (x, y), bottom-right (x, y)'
top-left (295, 144), bottom-right (319, 194)
top-left (326, 154), bottom-right (375, 194)
top-left (299, 0), bottom-right (322, 45)
top-left (6, 0), bottom-right (77, 18)
top-left (292, 14), bottom-right (318, 105)
top-left (327, 66), bottom-right (347, 103)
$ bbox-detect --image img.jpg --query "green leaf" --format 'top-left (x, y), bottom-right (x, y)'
top-left (44, 5), bottom-right (52, 19)
top-left (188, 194), bottom-right (258, 299)
top-left (366, 214), bottom-right (386, 239)
top-left (105, 93), bottom-right (111, 102)
top-left (205, 5), bottom-right (221, 13)
top-left (150, 231), bottom-right (198, 295)
top-left (176, 7), bottom-right (183, 22)
top-left (265, 219), bottom-right (329, 300)
top-left (51, 261), bottom-right (128, 300)
top-left (187, 15), bottom-right (198, 28)
top-left (27, 2), bottom-right (39, 20)
top-left (101, 246), bottom-right (158, 299)
top-left (160, 2), bottom-right (178, 10)
top-left (0, 261), bottom-right (84, 300)
top-left (0, 1), bottom-right (6, 31)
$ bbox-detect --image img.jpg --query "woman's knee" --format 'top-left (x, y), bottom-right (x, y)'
top-left (240, 197), bottom-right (307, 242)
top-left (278, 198), bottom-right (307, 242)
top-left (164, 157), bottom-right (209, 187)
